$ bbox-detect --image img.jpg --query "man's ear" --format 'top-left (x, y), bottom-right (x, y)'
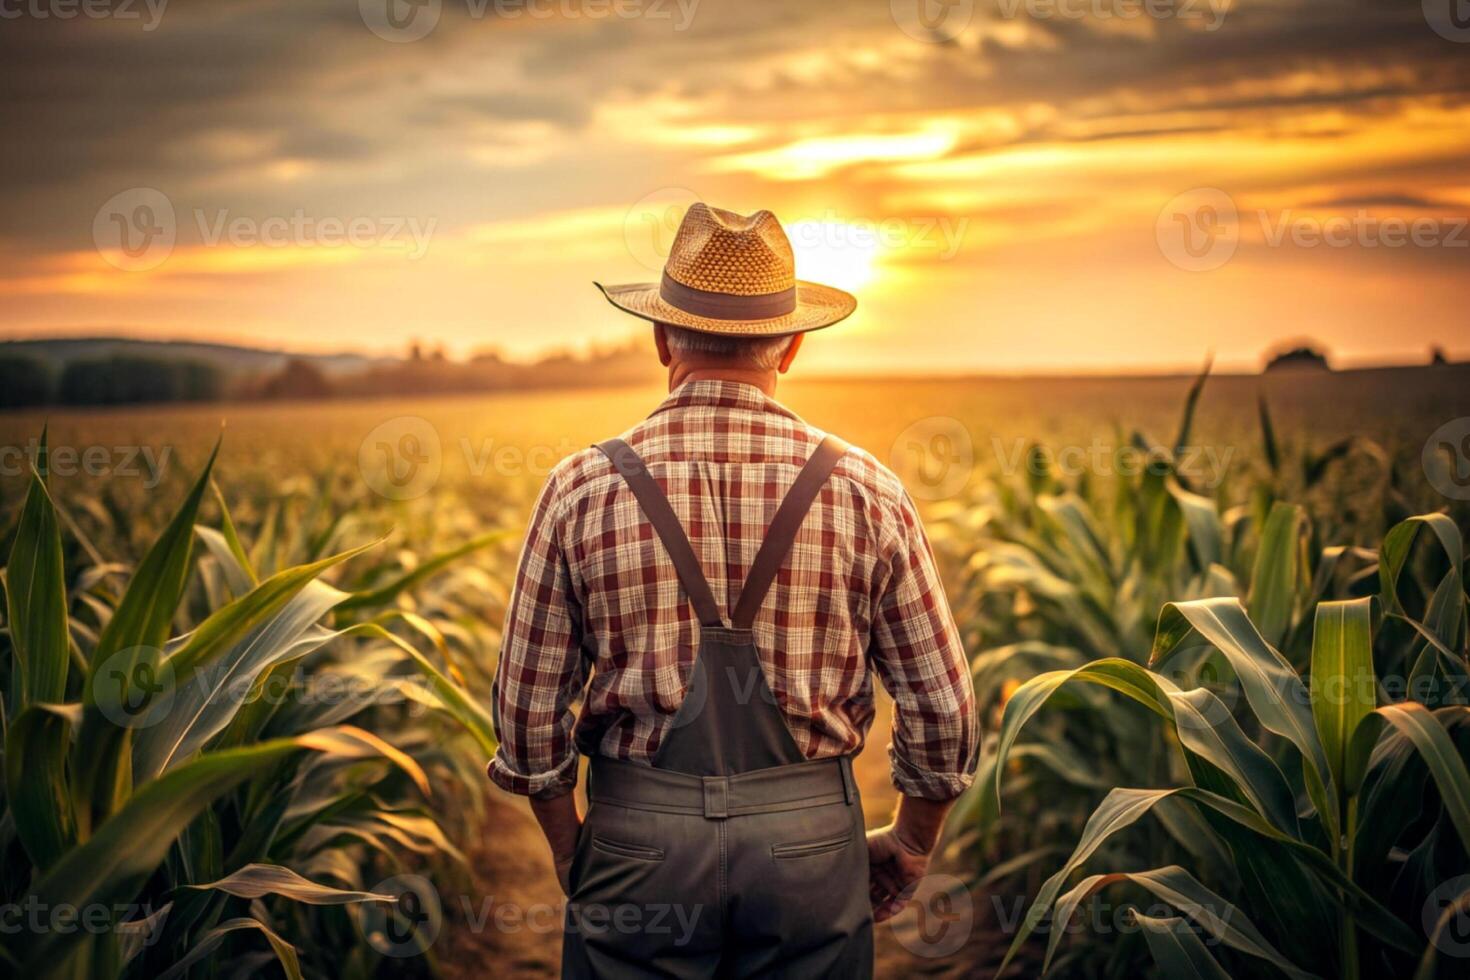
top-left (777, 333), bottom-right (803, 374)
top-left (654, 323), bottom-right (672, 367)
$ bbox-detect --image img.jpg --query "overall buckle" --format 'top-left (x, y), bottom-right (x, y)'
top-left (702, 775), bottom-right (730, 819)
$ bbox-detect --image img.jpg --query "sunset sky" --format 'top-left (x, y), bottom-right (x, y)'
top-left (2, 0), bottom-right (1467, 374)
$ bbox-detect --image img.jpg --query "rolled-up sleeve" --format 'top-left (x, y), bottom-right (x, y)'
top-left (488, 466), bottom-right (588, 800)
top-left (870, 487), bottom-right (979, 801)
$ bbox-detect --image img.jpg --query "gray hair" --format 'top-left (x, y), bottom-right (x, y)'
top-left (663, 325), bottom-right (794, 370)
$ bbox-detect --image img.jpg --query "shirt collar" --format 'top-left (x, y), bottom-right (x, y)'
top-left (649, 379), bottom-right (801, 423)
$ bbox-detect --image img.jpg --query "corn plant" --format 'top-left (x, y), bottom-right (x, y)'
top-left (932, 363), bottom-right (1470, 976)
top-left (984, 508), bottom-right (1469, 978)
top-left (0, 431), bottom-right (498, 977)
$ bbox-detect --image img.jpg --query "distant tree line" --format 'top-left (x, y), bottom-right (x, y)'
top-left (0, 354), bottom-right (224, 409)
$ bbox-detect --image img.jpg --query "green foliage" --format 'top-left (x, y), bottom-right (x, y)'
top-left (0, 434), bottom-right (499, 978)
top-left (951, 370), bottom-right (1470, 978)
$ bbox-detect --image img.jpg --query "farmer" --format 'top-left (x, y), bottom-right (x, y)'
top-left (488, 203), bottom-right (978, 978)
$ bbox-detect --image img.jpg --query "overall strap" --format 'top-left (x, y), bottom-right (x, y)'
top-left (729, 435), bottom-right (849, 630)
top-left (596, 439), bottom-right (724, 628)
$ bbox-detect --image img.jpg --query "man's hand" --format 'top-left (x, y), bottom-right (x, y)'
top-left (529, 793), bottom-right (582, 897)
top-left (553, 852), bottom-right (575, 897)
top-left (866, 824), bottom-right (931, 922)
top-left (866, 794), bottom-right (955, 922)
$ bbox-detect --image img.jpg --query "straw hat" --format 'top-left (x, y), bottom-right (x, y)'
top-left (595, 203), bottom-right (857, 336)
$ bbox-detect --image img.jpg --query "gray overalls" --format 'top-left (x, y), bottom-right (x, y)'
top-left (562, 435), bottom-right (874, 979)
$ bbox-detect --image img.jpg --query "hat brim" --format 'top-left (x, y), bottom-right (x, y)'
top-left (594, 280), bottom-right (856, 336)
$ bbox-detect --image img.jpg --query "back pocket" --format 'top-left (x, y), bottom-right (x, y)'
top-left (771, 832), bottom-right (852, 860)
top-left (591, 835), bottom-right (665, 861)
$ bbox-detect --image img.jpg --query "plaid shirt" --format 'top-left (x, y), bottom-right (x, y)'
top-left (488, 380), bottom-right (978, 801)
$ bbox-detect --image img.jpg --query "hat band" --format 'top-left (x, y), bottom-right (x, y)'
top-left (660, 272), bottom-right (797, 321)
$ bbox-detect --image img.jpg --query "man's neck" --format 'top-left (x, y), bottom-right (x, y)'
top-left (668, 365), bottom-right (779, 397)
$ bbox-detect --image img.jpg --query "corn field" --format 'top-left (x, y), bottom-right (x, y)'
top-left (1, 369), bottom-right (1467, 978)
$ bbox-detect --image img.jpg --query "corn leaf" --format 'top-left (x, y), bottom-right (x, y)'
top-left (1151, 597), bottom-right (1337, 841)
top-left (7, 457), bottom-right (69, 707)
top-left (1246, 502), bottom-right (1307, 647)
top-left (334, 530), bottom-right (505, 613)
top-left (1129, 912), bottom-right (1233, 980)
top-left (1348, 703), bottom-right (1470, 856)
top-left (1046, 865), bottom-right (1317, 979)
top-left (341, 622), bottom-right (497, 757)
top-left (1310, 597), bottom-right (1379, 797)
top-left (4, 702), bottom-right (82, 871)
top-left (156, 916), bottom-right (301, 980)
top-left (1378, 513), bottom-right (1466, 661)
top-left (130, 582), bottom-right (349, 780)
top-left (179, 863), bottom-right (393, 904)
top-left (991, 658), bottom-right (1299, 835)
top-left (994, 786), bottom-right (1420, 977)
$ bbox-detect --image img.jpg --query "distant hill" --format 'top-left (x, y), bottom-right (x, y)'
top-left (0, 335), bottom-right (662, 411)
top-left (0, 337), bottom-right (393, 379)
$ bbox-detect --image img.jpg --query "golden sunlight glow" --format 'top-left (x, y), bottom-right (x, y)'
top-left (710, 127), bottom-right (961, 180)
top-left (786, 220), bottom-right (882, 292)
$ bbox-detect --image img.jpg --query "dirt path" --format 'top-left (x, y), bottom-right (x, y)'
top-left (444, 697), bottom-right (1010, 978)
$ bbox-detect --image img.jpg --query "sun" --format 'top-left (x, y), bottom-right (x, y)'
top-left (785, 219), bottom-right (882, 292)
